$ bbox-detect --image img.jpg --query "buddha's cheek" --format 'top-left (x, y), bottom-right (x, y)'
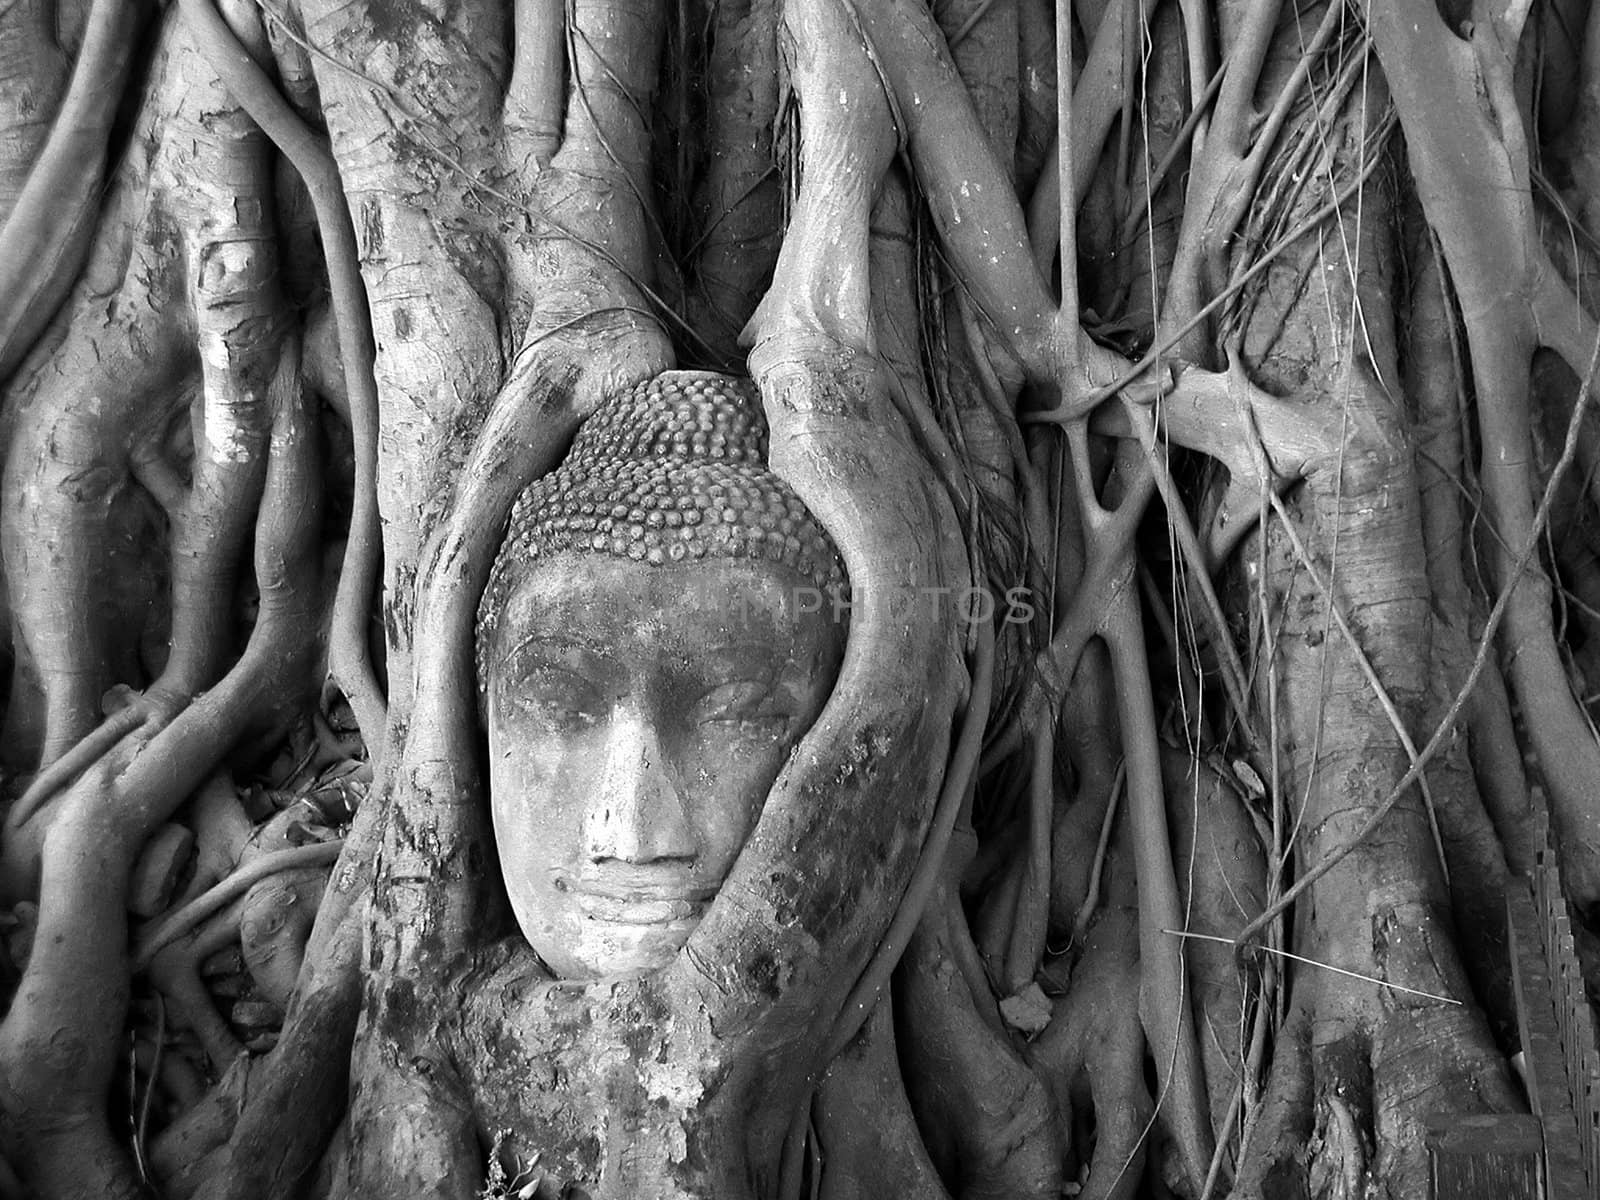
top-left (486, 739), bottom-right (589, 959)
top-left (683, 735), bottom-right (794, 879)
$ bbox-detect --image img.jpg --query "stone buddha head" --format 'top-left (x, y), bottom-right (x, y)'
top-left (477, 372), bottom-right (847, 980)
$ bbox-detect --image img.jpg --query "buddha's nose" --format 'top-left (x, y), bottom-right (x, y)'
top-left (586, 709), bottom-right (696, 865)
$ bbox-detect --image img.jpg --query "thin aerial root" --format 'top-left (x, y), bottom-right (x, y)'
top-left (1169, 931), bottom-right (1460, 1005)
top-left (1025, 0), bottom-right (1160, 283)
top-left (1115, 400), bottom-right (1252, 728)
top-left (1003, 700), bottom-right (1053, 991)
top-left (1070, 763), bottom-right (1125, 942)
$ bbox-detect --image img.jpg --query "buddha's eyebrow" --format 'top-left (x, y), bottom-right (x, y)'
top-left (502, 634), bottom-right (620, 680)
top-left (690, 641), bottom-right (786, 678)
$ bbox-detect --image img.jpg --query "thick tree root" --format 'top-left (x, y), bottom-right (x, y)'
top-left (1164, 750), bottom-right (1266, 1144)
top-left (0, 342), bottom-right (322, 1199)
top-left (200, 907), bottom-right (363, 1200)
top-left (1373, 0), bottom-right (1600, 909)
top-left (0, 0), bottom-right (144, 379)
top-left (1029, 836), bottom-right (1151, 1200)
top-left (149, 1054), bottom-right (253, 1199)
top-left (1233, 961), bottom-right (1519, 1199)
top-left (813, 1000), bottom-right (951, 1199)
top-left (148, 901), bottom-right (251, 1071)
top-left (898, 887), bottom-right (1063, 1200)
top-left (179, 0), bottom-right (386, 750)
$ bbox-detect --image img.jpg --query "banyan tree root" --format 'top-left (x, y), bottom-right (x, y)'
top-left (896, 887), bottom-right (1063, 1200)
top-left (237, 866), bottom-right (327, 1009)
top-left (24, 733), bottom-right (358, 1196)
top-left (0, 3), bottom-right (386, 1190)
top-left (1373, 0), bottom-right (1600, 910)
top-left (196, 732), bottom-right (390, 1200)
top-left (0, 334), bottom-right (323, 1199)
top-left (149, 1054), bottom-right (254, 1200)
top-left (294, 0), bottom-right (521, 709)
top-left (147, 898), bottom-right (252, 1073)
top-left (190, 885), bottom-right (367, 1200)
top-left (1163, 750), bottom-right (1267, 1144)
top-left (0, 0), bottom-right (366, 979)
top-left (136, 827), bottom-right (351, 1197)
top-left (0, 1), bottom-right (70, 219)
top-left (0, 0), bottom-right (145, 379)
top-left (680, 0), bottom-right (783, 362)
top-left (811, 998), bottom-right (950, 1199)
top-left (1403, 220), bottom-right (1521, 1036)
top-left (1218, 32), bottom-right (1523, 1192)
top-left (1028, 823), bottom-right (1151, 1200)
top-left (1, 0), bottom-right (354, 903)
top-left (176, 0), bottom-right (385, 751)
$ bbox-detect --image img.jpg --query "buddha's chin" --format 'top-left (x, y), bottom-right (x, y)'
top-left (556, 914), bottom-right (702, 980)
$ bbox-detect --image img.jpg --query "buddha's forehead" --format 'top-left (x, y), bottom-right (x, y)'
top-left (491, 553), bottom-right (838, 665)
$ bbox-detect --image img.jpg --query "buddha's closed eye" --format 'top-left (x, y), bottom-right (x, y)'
top-left (507, 667), bottom-right (609, 731)
top-left (691, 679), bottom-right (788, 726)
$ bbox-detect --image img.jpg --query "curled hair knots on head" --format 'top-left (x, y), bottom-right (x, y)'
top-left (476, 371), bottom-right (848, 685)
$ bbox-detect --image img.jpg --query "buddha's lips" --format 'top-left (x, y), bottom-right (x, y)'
top-left (567, 874), bottom-right (717, 924)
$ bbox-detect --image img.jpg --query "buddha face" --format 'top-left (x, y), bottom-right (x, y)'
top-left (483, 552), bottom-right (845, 979)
